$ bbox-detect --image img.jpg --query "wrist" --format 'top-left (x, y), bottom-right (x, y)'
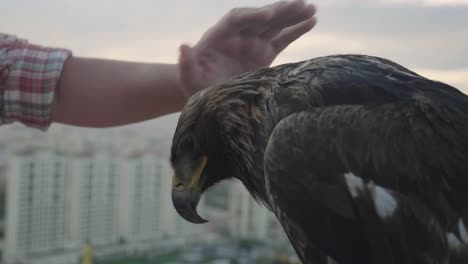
top-left (174, 63), bottom-right (192, 100)
top-left (148, 62), bottom-right (187, 115)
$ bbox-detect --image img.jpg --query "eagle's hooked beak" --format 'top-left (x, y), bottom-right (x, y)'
top-left (171, 155), bottom-right (208, 224)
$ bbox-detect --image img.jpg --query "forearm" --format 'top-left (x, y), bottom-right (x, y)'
top-left (52, 56), bottom-right (187, 127)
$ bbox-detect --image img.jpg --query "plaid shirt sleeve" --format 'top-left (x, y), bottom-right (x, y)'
top-left (0, 33), bottom-right (72, 131)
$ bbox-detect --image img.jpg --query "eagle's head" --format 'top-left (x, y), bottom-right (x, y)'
top-left (170, 78), bottom-right (271, 224)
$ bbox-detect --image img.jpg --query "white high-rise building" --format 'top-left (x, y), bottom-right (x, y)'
top-left (172, 193), bottom-right (208, 239)
top-left (120, 151), bottom-right (169, 242)
top-left (227, 181), bottom-right (285, 241)
top-left (0, 122), bottom-right (214, 262)
top-left (4, 147), bottom-right (71, 263)
top-left (68, 150), bottom-right (121, 247)
top-left (119, 150), bottom-right (206, 242)
top-left (228, 181), bottom-right (269, 240)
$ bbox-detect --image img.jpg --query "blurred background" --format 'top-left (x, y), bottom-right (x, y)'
top-left (0, 0), bottom-right (467, 263)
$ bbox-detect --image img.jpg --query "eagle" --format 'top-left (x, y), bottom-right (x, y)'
top-left (169, 54), bottom-right (468, 264)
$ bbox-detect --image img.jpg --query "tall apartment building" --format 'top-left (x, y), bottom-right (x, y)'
top-left (173, 203), bottom-right (207, 239)
top-left (0, 124), bottom-right (211, 263)
top-left (68, 149), bottom-right (121, 247)
top-left (227, 180), bottom-right (286, 241)
top-left (4, 147), bottom-right (72, 264)
top-left (119, 151), bottom-right (168, 242)
top-left (120, 150), bottom-right (207, 243)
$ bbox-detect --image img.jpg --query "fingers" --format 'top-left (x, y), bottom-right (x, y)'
top-left (242, 0), bottom-right (314, 39)
top-left (209, 7), bottom-right (273, 39)
top-left (236, 1), bottom-right (290, 35)
top-left (210, 0), bottom-right (316, 38)
top-left (259, 2), bottom-right (317, 40)
top-left (225, 7), bottom-right (274, 29)
top-left (272, 16), bottom-right (318, 53)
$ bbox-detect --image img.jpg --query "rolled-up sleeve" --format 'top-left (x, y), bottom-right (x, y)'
top-left (0, 33), bottom-right (72, 130)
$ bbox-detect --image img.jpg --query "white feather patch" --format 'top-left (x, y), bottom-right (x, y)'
top-left (344, 173), bottom-right (397, 219)
top-left (372, 184), bottom-right (397, 219)
top-left (344, 172), bottom-right (364, 198)
top-left (458, 218), bottom-right (468, 244)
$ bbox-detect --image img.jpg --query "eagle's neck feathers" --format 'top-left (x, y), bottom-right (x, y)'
top-left (208, 81), bottom-right (273, 209)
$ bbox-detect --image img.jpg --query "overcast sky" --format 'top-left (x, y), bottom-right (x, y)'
top-left (1, 0), bottom-right (467, 133)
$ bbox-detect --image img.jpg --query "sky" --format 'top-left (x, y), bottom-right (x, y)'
top-left (1, 0), bottom-right (468, 133)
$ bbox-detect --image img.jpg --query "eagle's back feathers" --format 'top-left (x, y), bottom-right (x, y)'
top-left (175, 54), bottom-right (468, 264)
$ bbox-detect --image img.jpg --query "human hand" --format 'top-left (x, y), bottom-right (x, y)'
top-left (177, 0), bottom-right (317, 98)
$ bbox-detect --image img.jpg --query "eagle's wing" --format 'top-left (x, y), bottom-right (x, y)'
top-left (263, 101), bottom-right (468, 264)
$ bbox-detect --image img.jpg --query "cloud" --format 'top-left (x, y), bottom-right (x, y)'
top-left (2, 0), bottom-right (466, 66)
top-left (273, 31), bottom-right (468, 93)
top-left (1, 0), bottom-right (466, 137)
top-left (316, 0), bottom-right (468, 6)
top-left (275, 30), bottom-right (468, 69)
top-left (416, 68), bottom-right (468, 93)
top-left (1, 1), bottom-right (466, 93)
top-left (381, 0), bottom-right (468, 6)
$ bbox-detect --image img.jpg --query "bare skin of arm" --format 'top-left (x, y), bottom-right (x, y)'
top-left (53, 59), bottom-right (185, 127)
top-left (52, 0), bottom-right (317, 128)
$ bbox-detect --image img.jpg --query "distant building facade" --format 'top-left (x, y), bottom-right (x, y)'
top-left (68, 150), bottom-right (121, 247)
top-left (120, 151), bottom-right (206, 242)
top-left (227, 181), bottom-right (288, 242)
top-left (4, 147), bottom-right (72, 263)
top-left (120, 152), bottom-right (169, 242)
top-left (0, 123), bottom-right (220, 263)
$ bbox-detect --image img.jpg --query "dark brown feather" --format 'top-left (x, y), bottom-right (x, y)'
top-left (171, 54), bottom-right (468, 264)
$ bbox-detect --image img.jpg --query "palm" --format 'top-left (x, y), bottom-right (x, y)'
top-left (178, 0), bottom-right (317, 98)
top-left (191, 37), bottom-right (276, 89)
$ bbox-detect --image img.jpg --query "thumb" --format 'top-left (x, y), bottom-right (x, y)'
top-left (178, 43), bottom-right (199, 98)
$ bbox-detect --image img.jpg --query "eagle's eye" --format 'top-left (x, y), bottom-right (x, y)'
top-left (177, 135), bottom-right (198, 158)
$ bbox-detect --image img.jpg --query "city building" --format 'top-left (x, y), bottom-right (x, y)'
top-left (227, 180), bottom-right (287, 242)
top-left (68, 148), bottom-right (121, 247)
top-left (119, 150), bottom-right (170, 242)
top-left (3, 146), bottom-right (73, 264)
top-left (119, 149), bottom-right (207, 242)
top-left (0, 122), bottom-right (238, 263)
